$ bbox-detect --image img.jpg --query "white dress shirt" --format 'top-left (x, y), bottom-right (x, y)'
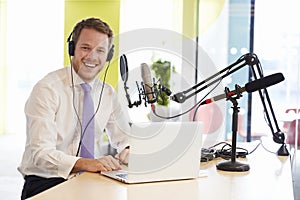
top-left (18, 66), bottom-right (130, 179)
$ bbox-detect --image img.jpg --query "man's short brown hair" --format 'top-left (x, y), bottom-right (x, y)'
top-left (71, 17), bottom-right (114, 48)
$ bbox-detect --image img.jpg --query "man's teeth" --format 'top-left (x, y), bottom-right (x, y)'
top-left (84, 63), bottom-right (98, 68)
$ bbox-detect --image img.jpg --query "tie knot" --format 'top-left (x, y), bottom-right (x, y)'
top-left (81, 83), bottom-right (91, 92)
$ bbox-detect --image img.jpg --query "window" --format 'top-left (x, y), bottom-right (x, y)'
top-left (4, 0), bottom-right (64, 134)
top-left (119, 0), bottom-right (184, 122)
top-left (253, 0), bottom-right (300, 149)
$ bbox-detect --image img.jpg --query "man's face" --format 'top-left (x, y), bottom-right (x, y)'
top-left (72, 28), bottom-right (110, 83)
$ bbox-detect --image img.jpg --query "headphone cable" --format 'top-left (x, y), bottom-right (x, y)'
top-left (69, 56), bottom-right (111, 157)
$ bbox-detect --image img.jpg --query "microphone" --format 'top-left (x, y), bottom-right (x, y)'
top-left (120, 54), bottom-right (128, 83)
top-left (119, 54), bottom-right (142, 108)
top-left (119, 54), bottom-right (172, 108)
top-left (141, 63), bottom-right (157, 104)
top-left (245, 72), bottom-right (284, 92)
top-left (200, 73), bottom-right (284, 105)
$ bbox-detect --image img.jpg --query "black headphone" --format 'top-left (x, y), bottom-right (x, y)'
top-left (67, 32), bottom-right (114, 62)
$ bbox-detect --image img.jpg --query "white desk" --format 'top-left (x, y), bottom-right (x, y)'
top-left (29, 142), bottom-right (294, 200)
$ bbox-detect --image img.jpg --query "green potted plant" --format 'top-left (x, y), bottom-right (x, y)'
top-left (150, 59), bottom-right (172, 106)
top-left (149, 59), bottom-right (177, 121)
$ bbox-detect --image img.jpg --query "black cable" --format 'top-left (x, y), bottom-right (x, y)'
top-left (191, 78), bottom-right (222, 121)
top-left (151, 55), bottom-right (242, 121)
top-left (191, 67), bottom-right (233, 121)
top-left (70, 58), bottom-right (83, 139)
top-left (69, 55), bottom-right (111, 157)
top-left (152, 66), bottom-right (234, 121)
top-left (200, 140), bottom-right (262, 162)
top-left (151, 94), bottom-right (205, 120)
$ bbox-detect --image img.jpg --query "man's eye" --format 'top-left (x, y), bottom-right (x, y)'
top-left (97, 49), bottom-right (105, 54)
top-left (81, 47), bottom-right (90, 51)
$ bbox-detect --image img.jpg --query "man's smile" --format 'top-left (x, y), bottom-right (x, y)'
top-left (83, 62), bottom-right (98, 68)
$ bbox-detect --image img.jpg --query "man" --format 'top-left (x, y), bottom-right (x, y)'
top-left (18, 18), bottom-right (130, 199)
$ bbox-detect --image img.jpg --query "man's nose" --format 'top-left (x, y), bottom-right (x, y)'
top-left (85, 49), bottom-right (98, 59)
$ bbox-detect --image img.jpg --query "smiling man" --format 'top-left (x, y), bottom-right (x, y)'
top-left (18, 18), bottom-right (130, 199)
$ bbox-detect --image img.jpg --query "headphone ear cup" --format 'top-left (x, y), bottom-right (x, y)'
top-left (68, 40), bottom-right (75, 56)
top-left (106, 44), bottom-right (114, 62)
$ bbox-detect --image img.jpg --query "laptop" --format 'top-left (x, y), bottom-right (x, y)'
top-left (101, 121), bottom-right (203, 184)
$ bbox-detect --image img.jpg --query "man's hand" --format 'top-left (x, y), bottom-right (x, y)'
top-left (72, 155), bottom-right (121, 173)
top-left (115, 147), bottom-right (129, 165)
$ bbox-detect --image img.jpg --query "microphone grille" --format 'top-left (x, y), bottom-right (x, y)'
top-left (141, 63), bottom-right (152, 84)
top-left (120, 54), bottom-right (128, 82)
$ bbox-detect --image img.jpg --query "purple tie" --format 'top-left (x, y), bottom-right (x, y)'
top-left (80, 83), bottom-right (94, 159)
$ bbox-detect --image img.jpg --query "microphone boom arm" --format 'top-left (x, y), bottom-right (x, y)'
top-left (171, 53), bottom-right (288, 155)
top-left (172, 53), bottom-right (256, 103)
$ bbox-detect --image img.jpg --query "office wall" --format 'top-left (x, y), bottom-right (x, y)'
top-left (64, 0), bottom-right (121, 88)
top-left (0, 0), bottom-right (7, 134)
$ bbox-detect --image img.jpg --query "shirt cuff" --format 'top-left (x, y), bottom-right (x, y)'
top-left (58, 155), bottom-right (80, 179)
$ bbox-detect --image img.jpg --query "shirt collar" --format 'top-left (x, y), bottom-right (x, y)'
top-left (67, 66), bottom-right (97, 90)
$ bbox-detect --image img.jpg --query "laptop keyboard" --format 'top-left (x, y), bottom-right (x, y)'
top-left (116, 173), bottom-right (128, 179)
